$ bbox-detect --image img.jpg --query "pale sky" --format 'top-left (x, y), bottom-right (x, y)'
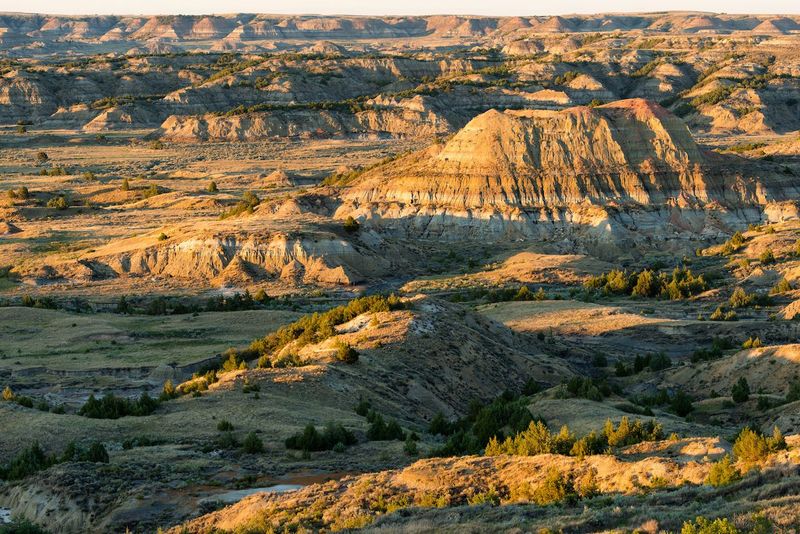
top-left (2, 0), bottom-right (798, 16)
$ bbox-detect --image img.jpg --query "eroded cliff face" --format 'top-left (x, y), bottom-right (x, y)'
top-left (47, 231), bottom-right (393, 286)
top-left (158, 106), bottom-right (453, 141)
top-left (344, 99), bottom-right (755, 208)
top-left (328, 99), bottom-right (784, 252)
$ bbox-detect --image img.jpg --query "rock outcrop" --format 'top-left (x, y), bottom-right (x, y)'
top-left (41, 229), bottom-right (396, 286)
top-left (327, 99), bottom-right (785, 251)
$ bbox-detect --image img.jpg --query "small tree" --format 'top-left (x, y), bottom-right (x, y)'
top-left (335, 342), bottom-right (359, 364)
top-left (731, 377), bottom-right (750, 403)
top-left (632, 269), bottom-right (659, 297)
top-left (217, 419), bottom-right (234, 432)
top-left (84, 442), bottom-right (109, 463)
top-left (2, 386), bottom-right (14, 401)
top-left (36, 151), bottom-right (48, 163)
top-left (242, 431), bottom-right (264, 453)
top-left (207, 181), bottom-right (218, 193)
top-left (343, 216), bottom-right (360, 233)
top-left (729, 287), bottom-right (754, 309)
top-left (115, 296), bottom-right (131, 314)
top-left (121, 178), bottom-right (130, 191)
top-left (770, 278), bottom-right (792, 294)
top-left (732, 427), bottom-right (768, 464)
top-left (404, 434), bottom-right (418, 456)
top-left (681, 516), bottom-right (739, 534)
top-left (759, 249), bottom-right (775, 265)
top-left (160, 380), bottom-right (177, 401)
top-left (706, 455), bottom-right (740, 487)
top-left (671, 390), bottom-right (694, 416)
top-left (47, 196), bottom-right (68, 210)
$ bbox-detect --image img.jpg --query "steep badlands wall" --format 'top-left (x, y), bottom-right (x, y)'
top-left (158, 107), bottom-right (452, 141)
top-left (333, 99), bottom-right (786, 251)
top-left (53, 233), bottom-right (392, 286)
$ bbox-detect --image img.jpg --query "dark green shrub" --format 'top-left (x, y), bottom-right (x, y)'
top-left (786, 381), bottom-right (800, 403)
top-left (367, 414), bottom-right (405, 441)
top-left (84, 442), bottom-right (109, 463)
top-left (0, 443), bottom-right (55, 480)
top-left (671, 390), bottom-right (694, 416)
top-left (242, 432), bottom-right (264, 453)
top-left (0, 519), bottom-right (49, 534)
top-left (531, 468), bottom-right (577, 505)
top-left (78, 393), bottom-right (159, 419)
top-left (217, 420), bottom-right (234, 432)
top-left (731, 377), bottom-right (750, 403)
top-left (355, 398), bottom-right (371, 416)
top-left (220, 191), bottom-right (260, 219)
top-left (285, 422), bottom-right (356, 451)
top-left (404, 435), bottom-right (418, 456)
top-left (428, 412), bottom-right (451, 435)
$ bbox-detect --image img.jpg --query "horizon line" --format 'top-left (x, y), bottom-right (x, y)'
top-left (2, 10), bottom-right (799, 17)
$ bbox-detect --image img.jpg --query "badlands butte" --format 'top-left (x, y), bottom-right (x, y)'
top-left (3, 9), bottom-right (800, 534)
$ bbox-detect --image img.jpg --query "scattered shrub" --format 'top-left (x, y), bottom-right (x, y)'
top-left (242, 432), bottom-right (264, 453)
top-left (0, 519), bottom-right (49, 533)
top-left (253, 294), bottom-right (402, 367)
top-left (585, 266), bottom-right (708, 299)
top-left (786, 380), bottom-right (800, 403)
top-left (485, 417), bottom-right (662, 457)
top-left (759, 249), bottom-right (775, 265)
top-left (681, 516), bottom-right (739, 534)
top-left (770, 278), bottom-right (792, 294)
top-left (742, 337), bottom-right (762, 349)
top-left (732, 426), bottom-right (785, 464)
top-left (220, 191), bottom-right (260, 219)
top-left (706, 455), bottom-right (741, 487)
top-left (78, 392), bottom-right (159, 419)
top-left (560, 376), bottom-right (611, 401)
top-left (217, 420), bottom-right (234, 432)
top-left (671, 390), bottom-right (695, 416)
top-left (343, 216), bottom-right (360, 233)
top-left (729, 288), bottom-right (754, 308)
top-left (285, 422), bottom-right (357, 451)
top-left (46, 196), bottom-right (68, 210)
top-left (467, 486), bottom-right (501, 506)
top-left (403, 435), bottom-right (418, 456)
top-left (83, 442), bottom-right (109, 463)
top-left (366, 413), bottom-right (405, 441)
top-left (0, 443), bottom-right (54, 480)
top-left (731, 377), bottom-right (750, 404)
top-left (335, 342), bottom-right (359, 363)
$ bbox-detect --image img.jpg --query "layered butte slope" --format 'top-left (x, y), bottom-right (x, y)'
top-left (345, 99), bottom-right (752, 209)
top-left (336, 99), bottom-right (786, 245)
